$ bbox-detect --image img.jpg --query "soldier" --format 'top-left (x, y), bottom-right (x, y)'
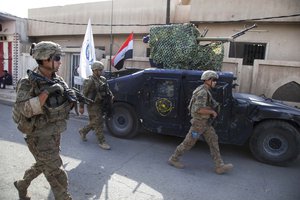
top-left (12, 41), bottom-right (75, 199)
top-left (79, 61), bottom-right (113, 150)
top-left (168, 70), bottom-right (233, 174)
top-left (0, 70), bottom-right (12, 89)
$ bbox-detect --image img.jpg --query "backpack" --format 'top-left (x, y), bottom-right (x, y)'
top-left (12, 104), bottom-right (35, 134)
top-left (11, 78), bottom-right (35, 134)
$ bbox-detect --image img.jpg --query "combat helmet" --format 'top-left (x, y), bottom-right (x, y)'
top-left (91, 61), bottom-right (104, 70)
top-left (201, 70), bottom-right (219, 81)
top-left (30, 41), bottom-right (62, 60)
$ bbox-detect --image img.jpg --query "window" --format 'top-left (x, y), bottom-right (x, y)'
top-left (229, 42), bottom-right (266, 65)
top-left (146, 48), bottom-right (151, 57)
top-left (96, 46), bottom-right (106, 58)
top-left (0, 35), bottom-right (7, 40)
top-left (156, 80), bottom-right (175, 98)
top-left (71, 54), bottom-right (80, 87)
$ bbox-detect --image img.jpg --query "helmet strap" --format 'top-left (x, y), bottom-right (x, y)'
top-left (38, 65), bottom-right (52, 79)
top-left (204, 80), bottom-right (212, 88)
top-left (52, 59), bottom-right (55, 71)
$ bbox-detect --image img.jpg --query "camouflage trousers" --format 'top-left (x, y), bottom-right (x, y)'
top-left (80, 104), bottom-right (105, 143)
top-left (18, 134), bottom-right (72, 200)
top-left (170, 118), bottom-right (224, 167)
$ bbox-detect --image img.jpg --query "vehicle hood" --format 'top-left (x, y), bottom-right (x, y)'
top-left (233, 93), bottom-right (300, 116)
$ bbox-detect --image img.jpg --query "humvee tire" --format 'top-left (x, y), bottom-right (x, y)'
top-left (106, 102), bottom-right (140, 138)
top-left (250, 120), bottom-right (300, 166)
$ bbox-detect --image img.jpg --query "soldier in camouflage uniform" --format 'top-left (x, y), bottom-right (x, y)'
top-left (168, 70), bottom-right (233, 174)
top-left (79, 61), bottom-right (113, 150)
top-left (12, 41), bottom-right (75, 199)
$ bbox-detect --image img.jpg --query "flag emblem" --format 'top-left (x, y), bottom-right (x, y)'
top-left (111, 33), bottom-right (133, 70)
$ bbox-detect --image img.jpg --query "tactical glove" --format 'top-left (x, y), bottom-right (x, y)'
top-left (45, 83), bottom-right (64, 95)
top-left (66, 88), bottom-right (77, 102)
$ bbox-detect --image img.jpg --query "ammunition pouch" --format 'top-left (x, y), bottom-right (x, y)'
top-left (44, 100), bottom-right (72, 122)
top-left (12, 100), bottom-right (71, 134)
top-left (12, 103), bottom-right (35, 134)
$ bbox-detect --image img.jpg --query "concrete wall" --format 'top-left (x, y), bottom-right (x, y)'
top-left (0, 16), bottom-right (27, 42)
top-left (30, 32), bottom-right (149, 59)
top-left (190, 0), bottom-right (300, 22)
top-left (28, 0), bottom-right (183, 36)
top-left (222, 58), bottom-right (300, 107)
top-left (26, 0), bottom-right (300, 63)
top-left (251, 60), bottom-right (300, 98)
top-left (0, 21), bottom-right (15, 34)
top-left (27, 0), bottom-right (189, 59)
top-left (195, 23), bottom-right (300, 62)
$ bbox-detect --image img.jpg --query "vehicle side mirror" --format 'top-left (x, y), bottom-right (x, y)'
top-left (232, 83), bottom-right (239, 89)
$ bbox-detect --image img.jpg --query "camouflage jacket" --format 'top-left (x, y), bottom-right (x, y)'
top-left (12, 67), bottom-right (72, 135)
top-left (81, 74), bottom-right (112, 107)
top-left (188, 84), bottom-right (219, 120)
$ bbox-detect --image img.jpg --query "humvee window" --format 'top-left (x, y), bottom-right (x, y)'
top-left (156, 80), bottom-right (175, 98)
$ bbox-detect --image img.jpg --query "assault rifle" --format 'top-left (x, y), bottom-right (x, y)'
top-left (99, 82), bottom-right (113, 119)
top-left (72, 87), bottom-right (94, 105)
top-left (207, 103), bottom-right (221, 126)
top-left (27, 69), bottom-right (94, 105)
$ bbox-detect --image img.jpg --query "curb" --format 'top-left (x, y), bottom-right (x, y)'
top-left (0, 99), bottom-right (14, 106)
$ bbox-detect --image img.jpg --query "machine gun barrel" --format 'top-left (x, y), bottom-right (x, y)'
top-left (197, 24), bottom-right (257, 43)
top-left (197, 37), bottom-right (234, 42)
top-left (231, 24), bottom-right (257, 39)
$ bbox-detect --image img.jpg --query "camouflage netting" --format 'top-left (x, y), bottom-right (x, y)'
top-left (149, 23), bottom-right (224, 71)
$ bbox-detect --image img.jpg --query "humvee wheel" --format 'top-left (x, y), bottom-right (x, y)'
top-left (250, 120), bottom-right (300, 166)
top-left (106, 103), bottom-right (140, 138)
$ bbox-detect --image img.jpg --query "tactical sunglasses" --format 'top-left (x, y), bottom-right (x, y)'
top-left (52, 55), bottom-right (61, 61)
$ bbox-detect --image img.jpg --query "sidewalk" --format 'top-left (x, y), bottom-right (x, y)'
top-left (0, 86), bottom-right (16, 106)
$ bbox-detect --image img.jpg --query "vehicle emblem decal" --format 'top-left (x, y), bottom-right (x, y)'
top-left (155, 98), bottom-right (174, 116)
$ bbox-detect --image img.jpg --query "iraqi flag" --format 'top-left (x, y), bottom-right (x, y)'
top-left (111, 33), bottom-right (133, 70)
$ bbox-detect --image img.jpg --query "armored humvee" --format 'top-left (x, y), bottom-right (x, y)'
top-left (105, 68), bottom-right (300, 166)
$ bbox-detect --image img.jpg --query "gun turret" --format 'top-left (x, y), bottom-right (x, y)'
top-left (148, 23), bottom-right (257, 70)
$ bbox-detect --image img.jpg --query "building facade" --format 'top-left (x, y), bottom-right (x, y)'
top-left (0, 12), bottom-right (31, 86)
top-left (1, 0), bottom-right (300, 106)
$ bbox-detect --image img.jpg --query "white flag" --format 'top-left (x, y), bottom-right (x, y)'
top-left (78, 18), bottom-right (95, 81)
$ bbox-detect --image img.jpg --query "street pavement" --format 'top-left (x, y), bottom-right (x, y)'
top-left (0, 86), bottom-right (16, 106)
top-left (0, 90), bottom-right (300, 200)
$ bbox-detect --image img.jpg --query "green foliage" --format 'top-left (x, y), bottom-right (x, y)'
top-left (149, 23), bottom-right (224, 71)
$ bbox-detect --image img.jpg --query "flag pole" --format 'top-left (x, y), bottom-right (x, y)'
top-left (109, 0), bottom-right (114, 74)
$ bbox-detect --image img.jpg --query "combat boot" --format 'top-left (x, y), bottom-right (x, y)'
top-left (215, 163), bottom-right (233, 175)
top-left (79, 129), bottom-right (87, 141)
top-left (99, 142), bottom-right (111, 150)
top-left (14, 180), bottom-right (31, 200)
top-left (168, 156), bottom-right (185, 169)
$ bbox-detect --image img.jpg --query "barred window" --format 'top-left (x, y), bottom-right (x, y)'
top-left (229, 42), bottom-right (266, 65)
